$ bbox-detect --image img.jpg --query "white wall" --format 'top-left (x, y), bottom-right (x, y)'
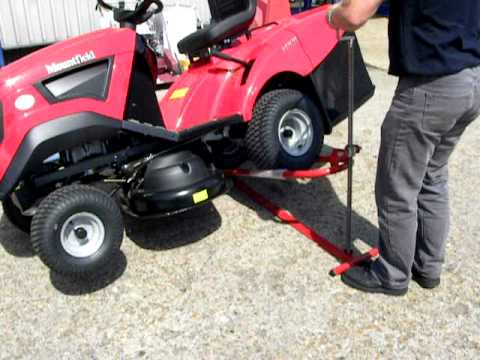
top-left (0, 0), bottom-right (211, 50)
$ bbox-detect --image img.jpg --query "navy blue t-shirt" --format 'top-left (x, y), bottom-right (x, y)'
top-left (389, 0), bottom-right (480, 76)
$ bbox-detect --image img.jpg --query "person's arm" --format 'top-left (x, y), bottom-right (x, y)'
top-left (327, 0), bottom-right (384, 31)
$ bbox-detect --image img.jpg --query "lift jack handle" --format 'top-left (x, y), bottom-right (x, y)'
top-left (345, 35), bottom-right (356, 255)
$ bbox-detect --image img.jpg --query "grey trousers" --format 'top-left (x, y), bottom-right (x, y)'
top-left (373, 66), bottom-right (480, 289)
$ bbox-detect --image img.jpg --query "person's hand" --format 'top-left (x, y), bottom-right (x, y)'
top-left (326, 2), bottom-right (343, 40)
top-left (326, 2), bottom-right (342, 29)
top-left (325, 0), bottom-right (382, 32)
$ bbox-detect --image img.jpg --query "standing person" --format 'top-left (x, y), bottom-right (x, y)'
top-left (327, 0), bottom-right (480, 296)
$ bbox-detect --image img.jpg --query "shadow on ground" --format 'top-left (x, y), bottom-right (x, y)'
top-left (50, 251), bottom-right (128, 296)
top-left (0, 216), bottom-right (34, 257)
top-left (229, 176), bottom-right (379, 254)
top-left (51, 203), bottom-right (222, 295)
top-left (0, 203), bottom-right (222, 295)
top-left (125, 203), bottom-right (222, 250)
top-left (0, 214), bottom-right (129, 295)
top-left (1, 178), bottom-right (373, 293)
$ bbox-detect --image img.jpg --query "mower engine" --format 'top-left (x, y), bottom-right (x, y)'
top-left (125, 150), bottom-right (230, 217)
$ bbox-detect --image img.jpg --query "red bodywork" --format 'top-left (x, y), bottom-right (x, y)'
top-left (0, 29), bottom-right (136, 181)
top-left (161, 5), bottom-right (341, 130)
top-left (0, 5), bottom-right (341, 185)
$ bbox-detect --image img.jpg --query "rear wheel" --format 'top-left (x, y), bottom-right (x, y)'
top-left (246, 89), bottom-right (325, 170)
top-left (2, 196), bottom-right (32, 233)
top-left (30, 185), bottom-right (124, 277)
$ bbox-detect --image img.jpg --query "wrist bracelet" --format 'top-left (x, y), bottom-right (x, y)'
top-left (327, 6), bottom-right (336, 27)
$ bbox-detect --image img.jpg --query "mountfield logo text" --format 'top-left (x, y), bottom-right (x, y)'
top-left (45, 51), bottom-right (96, 74)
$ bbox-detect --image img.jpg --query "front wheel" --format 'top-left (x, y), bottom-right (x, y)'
top-left (246, 89), bottom-right (325, 170)
top-left (30, 185), bottom-right (124, 277)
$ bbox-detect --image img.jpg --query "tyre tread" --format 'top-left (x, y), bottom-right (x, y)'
top-left (246, 89), bottom-right (323, 170)
top-left (30, 185), bottom-right (123, 276)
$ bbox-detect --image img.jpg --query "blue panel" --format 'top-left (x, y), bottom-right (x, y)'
top-left (303, 0), bottom-right (313, 10)
top-left (0, 41), bottom-right (4, 67)
top-left (377, 1), bottom-right (390, 16)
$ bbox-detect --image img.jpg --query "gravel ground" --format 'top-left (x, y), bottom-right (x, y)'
top-left (1, 31), bottom-right (480, 360)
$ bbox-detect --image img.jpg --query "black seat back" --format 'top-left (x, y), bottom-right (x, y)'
top-left (177, 0), bottom-right (257, 56)
top-left (209, 0), bottom-right (251, 22)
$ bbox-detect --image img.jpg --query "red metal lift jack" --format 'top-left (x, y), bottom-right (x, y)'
top-left (226, 146), bottom-right (379, 277)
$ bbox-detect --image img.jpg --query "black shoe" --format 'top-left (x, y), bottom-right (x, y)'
top-left (411, 268), bottom-right (440, 289)
top-left (341, 262), bottom-right (408, 296)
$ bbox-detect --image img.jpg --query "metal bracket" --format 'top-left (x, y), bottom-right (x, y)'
top-left (211, 50), bottom-right (252, 69)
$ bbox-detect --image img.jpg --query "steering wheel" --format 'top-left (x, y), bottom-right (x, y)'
top-left (97, 0), bottom-right (163, 25)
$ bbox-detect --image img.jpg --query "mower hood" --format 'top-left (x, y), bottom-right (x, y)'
top-left (0, 28), bottom-right (136, 91)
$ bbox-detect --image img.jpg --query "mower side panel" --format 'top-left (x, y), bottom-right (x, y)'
top-left (239, 29), bottom-right (316, 121)
top-left (159, 6), bottom-right (343, 131)
top-left (242, 7), bottom-right (342, 122)
top-left (285, 6), bottom-right (344, 68)
top-left (159, 60), bottom-right (247, 132)
top-left (287, 8), bottom-right (376, 127)
top-left (0, 29), bottom-right (137, 184)
top-left (159, 24), bottom-right (319, 131)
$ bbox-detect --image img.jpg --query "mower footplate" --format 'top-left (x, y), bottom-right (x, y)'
top-left (123, 116), bottom-right (242, 143)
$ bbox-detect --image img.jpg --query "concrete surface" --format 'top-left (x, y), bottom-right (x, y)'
top-left (1, 21), bottom-right (480, 359)
top-left (356, 17), bottom-right (389, 72)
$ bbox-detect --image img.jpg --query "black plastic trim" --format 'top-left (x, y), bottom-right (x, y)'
top-left (35, 57), bottom-right (114, 104)
top-left (0, 112), bottom-right (121, 199)
top-left (211, 50), bottom-right (251, 68)
top-left (124, 36), bottom-right (164, 126)
top-left (123, 115), bottom-right (243, 142)
top-left (310, 34), bottom-right (375, 129)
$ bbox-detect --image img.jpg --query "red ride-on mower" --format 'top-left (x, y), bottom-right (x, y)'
top-left (0, 0), bottom-right (374, 277)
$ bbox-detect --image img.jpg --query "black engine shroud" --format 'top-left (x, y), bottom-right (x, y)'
top-left (128, 151), bottom-right (230, 216)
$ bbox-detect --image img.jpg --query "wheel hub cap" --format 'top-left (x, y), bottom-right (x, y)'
top-left (60, 212), bottom-right (105, 258)
top-left (278, 109), bottom-right (314, 157)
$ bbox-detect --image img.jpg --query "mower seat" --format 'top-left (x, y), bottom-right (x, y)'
top-left (177, 0), bottom-right (257, 56)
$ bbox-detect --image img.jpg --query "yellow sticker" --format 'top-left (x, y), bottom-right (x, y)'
top-left (170, 88), bottom-right (189, 100)
top-left (179, 59), bottom-right (191, 72)
top-left (193, 189), bottom-right (209, 204)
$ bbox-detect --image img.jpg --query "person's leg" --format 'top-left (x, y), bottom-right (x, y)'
top-left (372, 78), bottom-right (438, 290)
top-left (414, 71), bottom-right (480, 282)
top-left (374, 69), bottom-right (478, 289)
top-left (343, 77), bottom-right (441, 294)
top-left (414, 161), bottom-right (449, 284)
